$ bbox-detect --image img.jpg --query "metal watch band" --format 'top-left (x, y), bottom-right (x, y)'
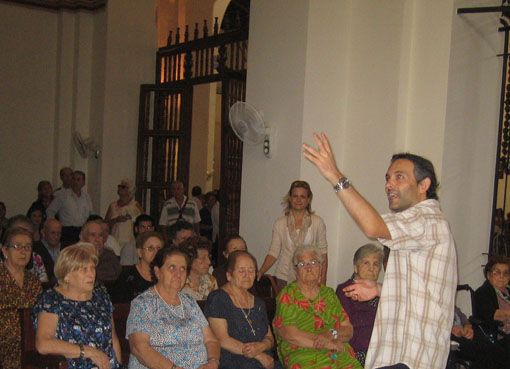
top-left (334, 177), bottom-right (351, 193)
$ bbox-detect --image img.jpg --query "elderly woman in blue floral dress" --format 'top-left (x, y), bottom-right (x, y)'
top-left (33, 243), bottom-right (122, 369)
top-left (126, 247), bottom-right (220, 369)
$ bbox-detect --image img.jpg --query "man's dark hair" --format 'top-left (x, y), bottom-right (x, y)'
top-left (191, 186), bottom-right (202, 197)
top-left (133, 214), bottom-right (155, 237)
top-left (134, 214), bottom-right (155, 228)
top-left (391, 153), bottom-right (439, 200)
top-left (74, 170), bottom-right (86, 180)
top-left (87, 214), bottom-right (103, 222)
top-left (168, 220), bottom-right (194, 242)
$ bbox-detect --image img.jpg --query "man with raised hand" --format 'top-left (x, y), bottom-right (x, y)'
top-left (303, 133), bottom-right (457, 369)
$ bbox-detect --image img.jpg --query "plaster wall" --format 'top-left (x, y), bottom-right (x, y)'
top-left (243, 0), bottom-right (500, 312)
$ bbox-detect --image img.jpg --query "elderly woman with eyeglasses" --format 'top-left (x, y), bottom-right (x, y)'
top-left (105, 178), bottom-right (143, 251)
top-left (111, 231), bottom-right (164, 303)
top-left (126, 247), bottom-right (220, 369)
top-left (473, 256), bottom-right (510, 352)
top-left (0, 227), bottom-right (42, 369)
top-left (335, 243), bottom-right (383, 366)
top-left (273, 246), bottom-right (361, 369)
top-left (258, 180), bottom-right (328, 289)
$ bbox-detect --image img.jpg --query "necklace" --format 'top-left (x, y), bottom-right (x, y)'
top-left (230, 291), bottom-right (256, 336)
top-left (154, 285), bottom-right (185, 319)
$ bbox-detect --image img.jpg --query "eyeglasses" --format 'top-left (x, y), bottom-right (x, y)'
top-left (118, 185), bottom-right (128, 189)
top-left (143, 246), bottom-right (162, 253)
top-left (295, 260), bottom-right (321, 269)
top-left (8, 243), bottom-right (32, 252)
top-left (491, 270), bottom-right (510, 278)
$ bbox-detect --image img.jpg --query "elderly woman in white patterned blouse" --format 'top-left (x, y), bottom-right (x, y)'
top-left (126, 247), bottom-right (220, 369)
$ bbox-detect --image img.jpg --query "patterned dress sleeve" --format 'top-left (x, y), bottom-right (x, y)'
top-left (184, 293), bottom-right (209, 329)
top-left (126, 294), bottom-right (153, 337)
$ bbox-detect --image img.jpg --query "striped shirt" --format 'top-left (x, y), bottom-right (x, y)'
top-left (158, 196), bottom-right (201, 226)
top-left (365, 199), bottom-right (457, 369)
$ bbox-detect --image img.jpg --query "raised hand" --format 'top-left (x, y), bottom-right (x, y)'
top-left (303, 132), bottom-right (342, 185)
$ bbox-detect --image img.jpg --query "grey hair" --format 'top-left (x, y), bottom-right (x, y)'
top-left (353, 243), bottom-right (384, 266)
top-left (292, 245), bottom-right (324, 266)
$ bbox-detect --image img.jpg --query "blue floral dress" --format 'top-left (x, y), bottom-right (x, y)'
top-left (33, 286), bottom-right (121, 369)
top-left (126, 288), bottom-right (209, 369)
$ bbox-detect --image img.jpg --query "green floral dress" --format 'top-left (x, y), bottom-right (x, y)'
top-left (273, 282), bottom-right (362, 369)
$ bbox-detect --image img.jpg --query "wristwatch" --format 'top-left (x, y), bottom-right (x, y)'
top-left (329, 328), bottom-right (339, 340)
top-left (334, 177), bottom-right (351, 193)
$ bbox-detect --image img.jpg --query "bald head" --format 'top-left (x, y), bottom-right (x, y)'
top-left (43, 219), bottom-right (62, 248)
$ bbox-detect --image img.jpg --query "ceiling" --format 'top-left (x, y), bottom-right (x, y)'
top-left (2, 0), bottom-right (106, 11)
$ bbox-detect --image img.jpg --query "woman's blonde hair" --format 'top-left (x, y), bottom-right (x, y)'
top-left (282, 180), bottom-right (313, 214)
top-left (54, 242), bottom-right (98, 285)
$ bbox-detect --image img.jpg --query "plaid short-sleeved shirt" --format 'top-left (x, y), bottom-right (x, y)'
top-left (365, 199), bottom-right (457, 369)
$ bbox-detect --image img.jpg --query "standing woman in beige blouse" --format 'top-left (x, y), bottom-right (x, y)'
top-left (258, 180), bottom-right (328, 288)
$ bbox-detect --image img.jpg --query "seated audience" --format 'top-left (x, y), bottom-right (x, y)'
top-left (181, 236), bottom-right (218, 300)
top-left (4, 214), bottom-right (48, 283)
top-left (79, 219), bottom-right (121, 284)
top-left (449, 306), bottom-right (509, 369)
top-left (105, 179), bottom-right (143, 253)
top-left (0, 227), bottom-right (42, 369)
top-left (120, 214), bottom-right (155, 266)
top-left (205, 250), bottom-right (280, 369)
top-left (168, 220), bottom-right (195, 247)
top-left (213, 235), bottom-right (248, 287)
top-left (33, 243), bottom-right (122, 368)
top-left (273, 246), bottom-right (361, 369)
top-left (473, 256), bottom-right (510, 351)
top-left (126, 247), bottom-right (220, 369)
top-left (29, 180), bottom-right (54, 217)
top-left (111, 231), bottom-right (163, 303)
top-left (32, 218), bottom-right (62, 286)
top-left (27, 202), bottom-right (45, 242)
top-left (336, 243), bottom-right (383, 366)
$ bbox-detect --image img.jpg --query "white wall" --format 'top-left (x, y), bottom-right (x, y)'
top-left (242, 0), bottom-right (309, 264)
top-left (0, 4), bottom-right (59, 214)
top-left (242, 0), bottom-right (501, 313)
top-left (0, 1), bottom-right (157, 217)
top-left (441, 0), bottom-right (502, 311)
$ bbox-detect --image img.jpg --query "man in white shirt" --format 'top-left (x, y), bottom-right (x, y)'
top-left (47, 170), bottom-right (93, 247)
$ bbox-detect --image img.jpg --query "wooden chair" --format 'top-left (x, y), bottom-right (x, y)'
top-left (20, 303), bottom-right (132, 369)
top-left (112, 303), bottom-right (131, 365)
top-left (19, 308), bottom-right (67, 369)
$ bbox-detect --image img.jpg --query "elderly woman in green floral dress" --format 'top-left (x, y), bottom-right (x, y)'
top-left (273, 245), bottom-right (361, 369)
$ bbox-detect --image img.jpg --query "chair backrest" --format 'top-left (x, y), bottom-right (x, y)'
top-left (254, 274), bottom-right (281, 298)
top-left (113, 303), bottom-right (131, 365)
top-left (19, 308), bottom-right (67, 369)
